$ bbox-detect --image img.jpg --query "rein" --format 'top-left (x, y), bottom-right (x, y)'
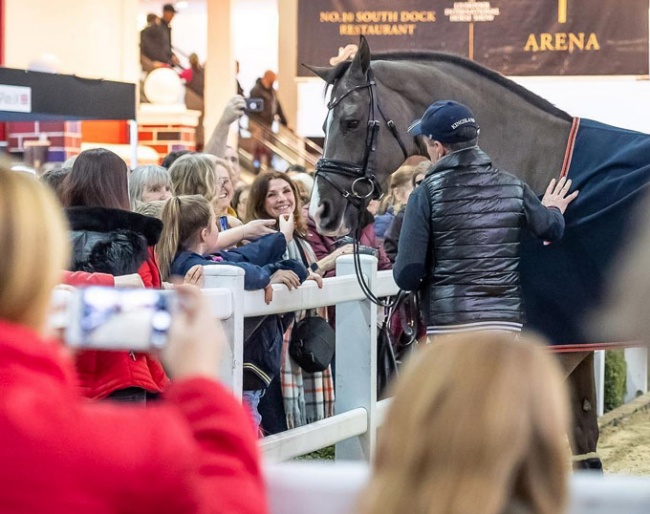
top-left (316, 67), bottom-right (408, 307)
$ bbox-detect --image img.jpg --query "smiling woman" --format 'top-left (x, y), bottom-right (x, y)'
top-left (246, 172), bottom-right (334, 432)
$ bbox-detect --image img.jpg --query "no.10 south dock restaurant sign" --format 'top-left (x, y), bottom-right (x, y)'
top-left (297, 0), bottom-right (649, 76)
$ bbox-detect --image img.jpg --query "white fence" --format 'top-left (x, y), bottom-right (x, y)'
top-left (203, 255), bottom-right (397, 462)
top-left (264, 462), bottom-right (650, 514)
top-left (201, 254), bottom-right (648, 462)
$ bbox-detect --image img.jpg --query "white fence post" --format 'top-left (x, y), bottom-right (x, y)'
top-left (203, 265), bottom-right (245, 399)
top-left (594, 350), bottom-right (605, 417)
top-left (334, 254), bottom-right (378, 461)
top-left (624, 347), bottom-right (648, 403)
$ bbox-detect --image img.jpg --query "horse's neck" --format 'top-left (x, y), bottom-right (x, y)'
top-left (380, 60), bottom-right (573, 193)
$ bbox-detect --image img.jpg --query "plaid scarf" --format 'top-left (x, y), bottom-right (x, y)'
top-left (280, 238), bottom-right (335, 428)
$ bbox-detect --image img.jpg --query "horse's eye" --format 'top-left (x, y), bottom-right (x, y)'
top-left (343, 119), bottom-right (360, 130)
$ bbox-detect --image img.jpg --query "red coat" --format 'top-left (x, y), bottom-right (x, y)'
top-left (0, 320), bottom-right (268, 514)
top-left (62, 252), bottom-right (169, 400)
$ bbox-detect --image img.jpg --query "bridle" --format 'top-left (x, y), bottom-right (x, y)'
top-left (315, 67), bottom-right (410, 306)
top-left (314, 67), bottom-right (409, 210)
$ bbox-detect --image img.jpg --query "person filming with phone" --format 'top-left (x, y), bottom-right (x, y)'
top-left (0, 165), bottom-right (268, 513)
top-left (248, 70), bottom-right (288, 172)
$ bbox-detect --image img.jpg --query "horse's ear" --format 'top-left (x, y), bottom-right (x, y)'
top-left (302, 63), bottom-right (335, 82)
top-left (353, 36), bottom-right (371, 74)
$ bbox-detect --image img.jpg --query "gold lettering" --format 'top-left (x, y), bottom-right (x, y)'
top-left (585, 33), bottom-right (600, 50)
top-left (540, 33), bottom-right (553, 51)
top-left (524, 34), bottom-right (539, 52)
top-left (524, 32), bottom-right (600, 52)
top-left (400, 10), bottom-right (436, 23)
top-left (568, 32), bottom-right (584, 51)
top-left (320, 11), bottom-right (341, 23)
top-left (355, 11), bottom-right (399, 23)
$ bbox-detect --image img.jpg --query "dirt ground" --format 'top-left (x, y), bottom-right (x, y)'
top-left (598, 401), bottom-right (650, 475)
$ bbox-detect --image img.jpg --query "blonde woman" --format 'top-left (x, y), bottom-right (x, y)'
top-left (0, 164), bottom-right (267, 512)
top-left (169, 153), bottom-right (276, 249)
top-left (361, 332), bottom-right (571, 514)
top-left (375, 164), bottom-right (417, 239)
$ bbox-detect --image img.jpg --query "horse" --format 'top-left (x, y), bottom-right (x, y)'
top-left (306, 36), bottom-right (650, 469)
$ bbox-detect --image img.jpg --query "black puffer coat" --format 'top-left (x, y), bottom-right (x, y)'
top-left (66, 207), bottom-right (162, 276)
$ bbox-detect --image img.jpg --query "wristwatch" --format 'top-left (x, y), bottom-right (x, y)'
top-left (310, 262), bottom-right (320, 273)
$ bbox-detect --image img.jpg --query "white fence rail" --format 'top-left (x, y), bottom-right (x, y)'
top-left (264, 462), bottom-right (650, 514)
top-left (201, 254), bottom-right (647, 462)
top-left (203, 255), bottom-right (398, 461)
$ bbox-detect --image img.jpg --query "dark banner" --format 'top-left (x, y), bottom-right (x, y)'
top-left (297, 0), bottom-right (649, 76)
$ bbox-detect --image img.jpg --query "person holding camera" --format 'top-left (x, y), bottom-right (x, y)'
top-left (0, 165), bottom-right (268, 514)
top-left (248, 70), bottom-right (288, 172)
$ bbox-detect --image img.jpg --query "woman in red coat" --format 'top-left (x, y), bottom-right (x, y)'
top-left (0, 166), bottom-right (268, 514)
top-left (61, 148), bottom-right (168, 401)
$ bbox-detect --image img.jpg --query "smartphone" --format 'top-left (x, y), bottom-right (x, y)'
top-left (245, 97), bottom-right (265, 113)
top-left (218, 215), bottom-right (229, 232)
top-left (65, 287), bottom-right (175, 351)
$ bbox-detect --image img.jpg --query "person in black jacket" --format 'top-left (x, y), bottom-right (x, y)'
top-left (393, 100), bottom-right (579, 336)
top-left (140, 4), bottom-right (178, 70)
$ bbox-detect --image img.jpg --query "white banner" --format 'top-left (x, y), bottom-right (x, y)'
top-left (0, 85), bottom-right (32, 113)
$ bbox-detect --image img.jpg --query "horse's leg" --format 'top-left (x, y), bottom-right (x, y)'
top-left (555, 351), bottom-right (602, 472)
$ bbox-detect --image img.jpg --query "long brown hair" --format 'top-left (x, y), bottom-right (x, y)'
top-left (245, 171), bottom-right (306, 235)
top-left (157, 195), bottom-right (212, 281)
top-left (360, 332), bottom-right (571, 514)
top-left (61, 148), bottom-right (130, 210)
top-left (0, 163), bottom-right (70, 330)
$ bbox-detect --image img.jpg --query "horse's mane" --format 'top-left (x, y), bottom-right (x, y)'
top-left (325, 51), bottom-right (572, 122)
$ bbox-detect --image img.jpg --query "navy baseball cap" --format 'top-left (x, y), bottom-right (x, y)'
top-left (408, 100), bottom-right (479, 143)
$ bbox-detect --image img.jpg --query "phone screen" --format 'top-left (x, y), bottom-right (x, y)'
top-left (245, 97), bottom-right (264, 113)
top-left (66, 287), bottom-right (174, 350)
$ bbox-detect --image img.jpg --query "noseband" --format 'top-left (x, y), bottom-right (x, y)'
top-left (315, 67), bottom-right (408, 209)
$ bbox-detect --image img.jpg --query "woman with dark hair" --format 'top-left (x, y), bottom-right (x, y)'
top-left (246, 172), bottom-right (340, 432)
top-left (61, 148), bottom-right (168, 402)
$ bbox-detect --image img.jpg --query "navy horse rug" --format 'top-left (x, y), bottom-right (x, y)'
top-left (520, 118), bottom-right (650, 346)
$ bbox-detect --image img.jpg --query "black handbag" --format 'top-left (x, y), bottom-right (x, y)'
top-left (289, 314), bottom-right (335, 373)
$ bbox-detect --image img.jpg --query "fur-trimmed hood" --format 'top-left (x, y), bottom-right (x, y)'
top-left (66, 207), bottom-right (162, 276)
top-left (66, 207), bottom-right (162, 247)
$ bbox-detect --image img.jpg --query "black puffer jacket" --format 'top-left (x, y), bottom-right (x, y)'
top-left (66, 207), bottom-right (163, 275)
top-left (423, 151), bottom-right (526, 325)
top-left (393, 147), bottom-right (565, 327)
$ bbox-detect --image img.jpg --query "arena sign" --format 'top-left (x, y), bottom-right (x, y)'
top-left (297, 0), bottom-right (649, 76)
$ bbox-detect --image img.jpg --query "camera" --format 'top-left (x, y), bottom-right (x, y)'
top-left (245, 97), bottom-right (265, 113)
top-left (61, 287), bottom-right (176, 351)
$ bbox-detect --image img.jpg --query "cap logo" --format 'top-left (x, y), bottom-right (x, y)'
top-left (451, 117), bottom-right (476, 130)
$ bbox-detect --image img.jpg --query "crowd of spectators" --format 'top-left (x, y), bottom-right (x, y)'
top-left (2, 69), bottom-right (641, 512)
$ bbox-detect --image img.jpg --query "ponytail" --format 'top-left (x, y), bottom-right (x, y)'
top-left (157, 195), bottom-right (212, 281)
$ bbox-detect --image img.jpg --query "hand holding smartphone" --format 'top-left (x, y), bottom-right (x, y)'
top-left (50, 285), bottom-right (225, 380)
top-left (65, 287), bottom-right (175, 351)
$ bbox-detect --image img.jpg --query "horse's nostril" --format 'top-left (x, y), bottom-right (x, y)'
top-left (320, 201), bottom-right (331, 220)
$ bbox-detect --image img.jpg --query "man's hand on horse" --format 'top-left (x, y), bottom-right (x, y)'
top-left (542, 177), bottom-right (579, 214)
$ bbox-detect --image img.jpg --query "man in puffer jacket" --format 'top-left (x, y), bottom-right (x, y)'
top-left (393, 101), bottom-right (579, 336)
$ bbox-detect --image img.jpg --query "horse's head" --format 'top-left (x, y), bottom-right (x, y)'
top-left (305, 37), bottom-right (415, 236)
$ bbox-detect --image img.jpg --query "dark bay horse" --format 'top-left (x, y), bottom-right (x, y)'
top-left (307, 36), bottom-right (650, 468)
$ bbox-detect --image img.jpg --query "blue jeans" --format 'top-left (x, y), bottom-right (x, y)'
top-left (242, 389), bottom-right (263, 428)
